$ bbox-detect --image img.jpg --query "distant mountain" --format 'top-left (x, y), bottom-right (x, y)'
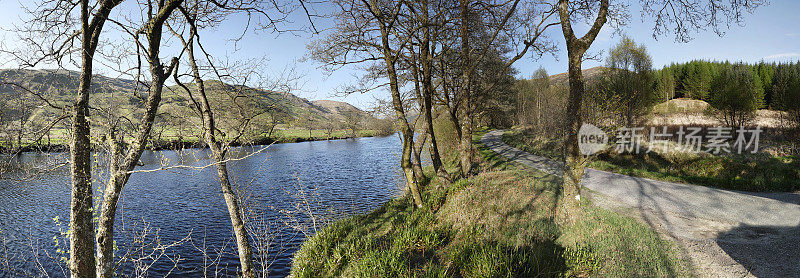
top-left (548, 66), bottom-right (606, 85)
top-left (0, 68), bottom-right (139, 96)
top-left (312, 100), bottom-right (373, 122)
top-left (0, 68), bottom-right (374, 124)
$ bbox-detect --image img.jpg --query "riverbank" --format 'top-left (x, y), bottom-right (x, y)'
top-left (0, 129), bottom-right (388, 153)
top-left (289, 131), bottom-right (692, 277)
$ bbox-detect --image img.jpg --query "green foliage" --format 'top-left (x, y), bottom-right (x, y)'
top-left (771, 63), bottom-right (800, 129)
top-left (600, 35), bottom-right (658, 126)
top-left (562, 244), bottom-right (601, 275)
top-left (560, 206), bottom-right (691, 277)
top-left (680, 61), bottom-right (714, 100)
top-left (655, 68), bottom-right (676, 101)
top-left (657, 60), bottom-right (800, 112)
top-left (707, 64), bottom-right (765, 128)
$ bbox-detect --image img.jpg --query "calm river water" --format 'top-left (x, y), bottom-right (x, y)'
top-left (0, 135), bottom-right (404, 277)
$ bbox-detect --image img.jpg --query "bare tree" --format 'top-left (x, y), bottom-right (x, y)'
top-left (167, 1), bottom-right (304, 275)
top-left (171, 20), bottom-right (259, 275)
top-left (95, 2), bottom-right (185, 277)
top-left (322, 117), bottom-right (341, 139)
top-left (266, 107), bottom-right (291, 139)
top-left (5, 1), bottom-right (126, 276)
top-left (448, 0), bottom-right (558, 177)
top-left (309, 0), bottom-right (426, 206)
top-left (341, 110), bottom-right (361, 137)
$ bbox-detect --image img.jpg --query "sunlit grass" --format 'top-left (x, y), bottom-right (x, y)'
top-left (290, 129), bottom-right (692, 277)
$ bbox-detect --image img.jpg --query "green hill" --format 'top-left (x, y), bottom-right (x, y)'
top-left (0, 69), bottom-right (376, 148)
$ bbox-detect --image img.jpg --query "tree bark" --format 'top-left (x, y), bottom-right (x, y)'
top-left (412, 130), bottom-right (427, 182)
top-left (557, 0), bottom-right (608, 224)
top-left (191, 47), bottom-right (255, 278)
top-left (69, 1), bottom-right (123, 277)
top-left (560, 53), bottom-right (587, 225)
top-left (172, 9), bottom-right (255, 276)
top-left (70, 38), bottom-right (96, 278)
top-left (419, 0), bottom-right (446, 178)
top-left (375, 3), bottom-right (423, 207)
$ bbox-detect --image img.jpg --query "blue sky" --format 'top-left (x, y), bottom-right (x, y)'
top-left (1, 1), bottom-right (798, 110)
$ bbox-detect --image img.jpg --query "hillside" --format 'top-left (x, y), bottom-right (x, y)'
top-left (0, 68), bottom-right (374, 125)
top-left (547, 66), bottom-right (606, 85)
top-left (311, 100), bottom-right (374, 122)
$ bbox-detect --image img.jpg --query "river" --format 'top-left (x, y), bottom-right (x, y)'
top-left (0, 135), bottom-right (405, 277)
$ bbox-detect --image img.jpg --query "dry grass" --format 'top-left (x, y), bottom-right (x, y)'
top-left (437, 170), bottom-right (560, 247)
top-left (503, 128), bottom-right (800, 192)
top-left (649, 98), bottom-right (788, 128)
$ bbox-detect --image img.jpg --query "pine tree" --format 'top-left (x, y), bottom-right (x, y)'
top-left (708, 64), bottom-right (765, 128)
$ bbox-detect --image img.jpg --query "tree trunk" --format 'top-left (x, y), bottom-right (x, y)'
top-left (377, 12), bottom-right (423, 207)
top-left (560, 53), bottom-right (587, 225)
top-left (96, 2), bottom-right (181, 276)
top-left (458, 0), bottom-right (474, 177)
top-left (69, 0), bottom-right (123, 276)
top-left (556, 0), bottom-right (608, 224)
top-left (420, 0), bottom-right (446, 177)
top-left (212, 146), bottom-right (255, 278)
top-left (180, 18), bottom-right (255, 276)
top-left (17, 118), bottom-right (23, 150)
top-left (70, 44), bottom-right (96, 278)
top-left (412, 130), bottom-right (428, 182)
top-left (401, 126), bottom-right (424, 207)
top-left (268, 124), bottom-right (276, 139)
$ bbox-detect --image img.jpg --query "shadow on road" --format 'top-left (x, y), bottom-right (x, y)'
top-left (716, 223), bottom-right (800, 277)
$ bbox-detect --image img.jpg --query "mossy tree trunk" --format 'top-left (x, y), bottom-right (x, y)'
top-left (68, 1), bottom-right (123, 277)
top-left (96, 2), bottom-right (183, 277)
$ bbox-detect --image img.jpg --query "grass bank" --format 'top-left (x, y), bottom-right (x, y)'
top-left (1, 129), bottom-right (384, 153)
top-left (289, 131), bottom-right (691, 277)
top-left (503, 128), bottom-right (800, 192)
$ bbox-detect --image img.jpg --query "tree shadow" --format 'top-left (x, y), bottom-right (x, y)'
top-left (716, 223), bottom-right (800, 277)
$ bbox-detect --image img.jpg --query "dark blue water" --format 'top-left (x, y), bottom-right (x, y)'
top-left (0, 135), bottom-right (404, 277)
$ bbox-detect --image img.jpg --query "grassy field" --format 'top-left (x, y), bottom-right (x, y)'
top-left (271, 128), bottom-right (380, 142)
top-left (289, 131), bottom-right (692, 277)
top-left (503, 128), bottom-right (800, 192)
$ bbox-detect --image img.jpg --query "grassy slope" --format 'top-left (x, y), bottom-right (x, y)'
top-left (503, 128), bottom-right (800, 192)
top-left (290, 131), bottom-right (691, 277)
top-left (0, 69), bottom-right (382, 148)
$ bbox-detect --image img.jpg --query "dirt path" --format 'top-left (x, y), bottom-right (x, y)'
top-left (481, 130), bottom-right (800, 277)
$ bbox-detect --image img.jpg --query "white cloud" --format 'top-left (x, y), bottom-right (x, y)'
top-left (763, 53), bottom-right (800, 60)
top-left (786, 33), bottom-right (799, 38)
